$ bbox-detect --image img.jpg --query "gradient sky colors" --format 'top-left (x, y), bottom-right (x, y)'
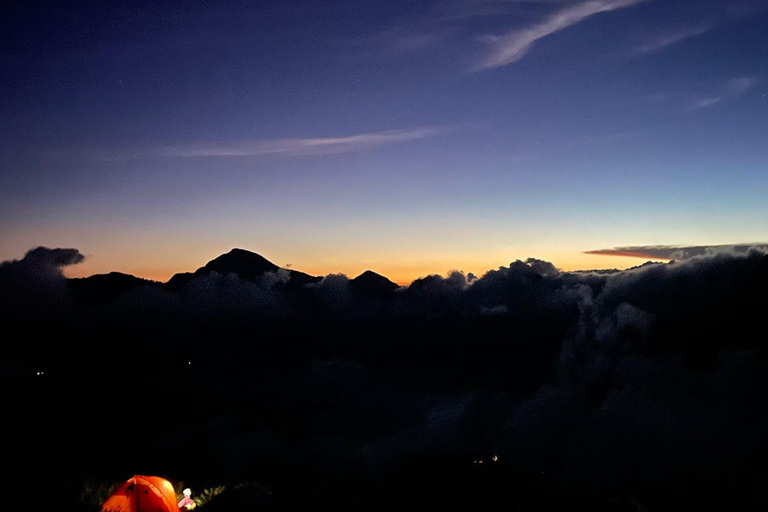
top-left (2, 0), bottom-right (767, 283)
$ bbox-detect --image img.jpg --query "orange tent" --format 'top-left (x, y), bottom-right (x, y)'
top-left (101, 475), bottom-right (180, 512)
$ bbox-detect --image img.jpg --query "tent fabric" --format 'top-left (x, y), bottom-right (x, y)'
top-left (102, 475), bottom-right (180, 512)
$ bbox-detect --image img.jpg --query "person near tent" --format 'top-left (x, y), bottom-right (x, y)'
top-left (178, 488), bottom-right (195, 510)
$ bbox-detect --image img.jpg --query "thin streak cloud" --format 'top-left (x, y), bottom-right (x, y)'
top-left (726, 76), bottom-right (761, 96)
top-left (633, 24), bottom-right (713, 54)
top-left (692, 96), bottom-right (724, 109)
top-left (689, 75), bottom-right (761, 110)
top-left (157, 126), bottom-right (452, 158)
top-left (585, 243), bottom-right (768, 260)
top-left (474, 0), bottom-right (647, 71)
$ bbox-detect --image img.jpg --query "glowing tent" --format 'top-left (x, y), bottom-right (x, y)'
top-left (101, 475), bottom-right (180, 512)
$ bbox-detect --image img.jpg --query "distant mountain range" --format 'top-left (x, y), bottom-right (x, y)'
top-left (68, 248), bottom-right (399, 305)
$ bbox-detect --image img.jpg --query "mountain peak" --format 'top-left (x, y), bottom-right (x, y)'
top-left (165, 248), bottom-right (322, 292)
top-left (350, 270), bottom-right (399, 297)
top-left (202, 248), bottom-right (280, 280)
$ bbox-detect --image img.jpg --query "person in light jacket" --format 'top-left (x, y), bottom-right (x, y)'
top-left (178, 488), bottom-right (195, 510)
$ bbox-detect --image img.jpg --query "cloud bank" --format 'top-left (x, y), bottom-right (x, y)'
top-left (3, 245), bottom-right (768, 510)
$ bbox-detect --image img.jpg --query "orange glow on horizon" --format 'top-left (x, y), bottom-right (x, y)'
top-left (61, 250), bottom-right (659, 285)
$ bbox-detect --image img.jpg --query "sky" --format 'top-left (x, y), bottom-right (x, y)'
top-left (1, 0), bottom-right (767, 284)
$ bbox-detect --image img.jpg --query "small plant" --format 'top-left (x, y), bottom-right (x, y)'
top-left (193, 486), bottom-right (226, 508)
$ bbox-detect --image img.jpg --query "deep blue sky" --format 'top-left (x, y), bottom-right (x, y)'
top-left (2, 0), bottom-right (767, 282)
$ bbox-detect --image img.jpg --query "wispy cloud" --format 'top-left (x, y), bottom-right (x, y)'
top-left (473, 0), bottom-right (647, 71)
top-left (155, 126), bottom-right (451, 158)
top-left (585, 243), bottom-right (768, 260)
top-left (365, 25), bottom-right (458, 58)
top-left (725, 76), bottom-right (760, 96)
top-left (437, 0), bottom-right (572, 21)
top-left (692, 96), bottom-right (725, 109)
top-left (726, 0), bottom-right (768, 18)
top-left (689, 75), bottom-right (761, 110)
top-left (633, 24), bottom-right (713, 54)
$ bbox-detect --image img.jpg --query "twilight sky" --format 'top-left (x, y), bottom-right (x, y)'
top-left (1, 0), bottom-right (767, 283)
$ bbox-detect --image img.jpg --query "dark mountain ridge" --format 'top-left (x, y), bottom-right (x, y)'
top-left (68, 272), bottom-right (158, 305)
top-left (68, 248), bottom-right (400, 303)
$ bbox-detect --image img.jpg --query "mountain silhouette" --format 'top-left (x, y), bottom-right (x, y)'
top-left (66, 249), bottom-right (401, 304)
top-left (165, 248), bottom-right (321, 292)
top-left (350, 270), bottom-right (399, 297)
top-left (204, 248), bottom-right (281, 278)
top-left (68, 272), bottom-right (157, 305)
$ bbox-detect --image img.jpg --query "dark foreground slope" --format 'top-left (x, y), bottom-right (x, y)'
top-left (2, 247), bottom-right (768, 511)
